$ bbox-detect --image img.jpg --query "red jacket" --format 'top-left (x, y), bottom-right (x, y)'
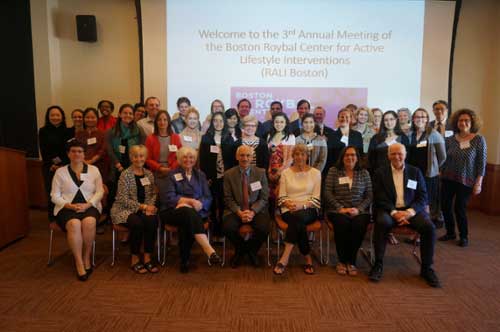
top-left (145, 133), bottom-right (182, 171)
top-left (97, 116), bottom-right (117, 131)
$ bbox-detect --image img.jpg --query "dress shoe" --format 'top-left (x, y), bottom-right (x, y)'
top-left (368, 262), bottom-right (383, 282)
top-left (77, 272), bottom-right (88, 282)
top-left (209, 252), bottom-right (222, 265)
top-left (458, 238), bottom-right (469, 247)
top-left (180, 262), bottom-right (189, 274)
top-left (438, 234), bottom-right (456, 241)
top-left (230, 252), bottom-right (243, 269)
top-left (85, 267), bottom-right (93, 277)
top-left (420, 267), bottom-right (441, 288)
top-left (247, 251), bottom-right (260, 267)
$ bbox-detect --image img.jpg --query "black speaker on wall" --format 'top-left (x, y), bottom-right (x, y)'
top-left (76, 15), bottom-right (97, 42)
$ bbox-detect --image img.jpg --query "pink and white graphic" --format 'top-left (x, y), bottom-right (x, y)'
top-left (230, 87), bottom-right (368, 128)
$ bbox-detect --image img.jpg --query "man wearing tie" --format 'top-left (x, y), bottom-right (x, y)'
top-left (369, 143), bottom-right (441, 287)
top-left (222, 145), bottom-right (270, 268)
top-left (430, 100), bottom-right (452, 138)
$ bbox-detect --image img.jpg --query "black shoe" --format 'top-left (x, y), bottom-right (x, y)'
top-left (368, 262), bottom-right (383, 282)
top-left (420, 267), bottom-right (441, 288)
top-left (77, 272), bottom-right (88, 282)
top-left (432, 219), bottom-right (444, 229)
top-left (438, 234), bottom-right (456, 241)
top-left (247, 251), bottom-right (260, 267)
top-left (180, 262), bottom-right (189, 274)
top-left (230, 252), bottom-right (243, 269)
top-left (458, 238), bottom-right (469, 247)
top-left (209, 252), bottom-right (222, 265)
top-left (85, 267), bottom-right (93, 277)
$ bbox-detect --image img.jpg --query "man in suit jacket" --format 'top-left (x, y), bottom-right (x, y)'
top-left (223, 145), bottom-right (270, 268)
top-left (429, 100), bottom-right (452, 137)
top-left (289, 99), bottom-right (311, 136)
top-left (369, 143), bottom-right (440, 287)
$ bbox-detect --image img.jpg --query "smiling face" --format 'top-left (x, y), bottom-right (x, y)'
top-left (292, 149), bottom-right (308, 167)
top-left (238, 101), bottom-right (251, 117)
top-left (212, 114), bottom-right (224, 131)
top-left (156, 112), bottom-right (169, 131)
top-left (68, 146), bottom-right (85, 163)
top-left (72, 111), bottom-right (84, 128)
top-left (388, 144), bottom-right (406, 169)
top-left (357, 110), bottom-right (369, 125)
top-left (134, 106), bottom-right (146, 122)
top-left (146, 98), bottom-right (160, 119)
top-left (181, 152), bottom-right (196, 170)
top-left (412, 110), bottom-right (428, 130)
top-left (49, 108), bottom-right (63, 127)
top-left (302, 116), bottom-right (315, 133)
top-left (211, 100), bottom-right (224, 114)
top-left (338, 110), bottom-right (351, 128)
top-left (119, 106), bottom-right (134, 125)
top-left (131, 150), bottom-right (146, 168)
top-left (227, 115), bottom-right (238, 129)
top-left (99, 102), bottom-right (112, 117)
top-left (270, 103), bottom-right (282, 116)
top-left (313, 107), bottom-right (325, 124)
top-left (433, 102), bottom-right (448, 123)
top-left (383, 113), bottom-right (397, 131)
top-left (236, 146), bottom-right (253, 169)
top-left (297, 102), bottom-right (310, 118)
top-left (273, 115), bottom-right (286, 133)
top-left (343, 147), bottom-right (358, 170)
top-left (372, 110), bottom-right (382, 127)
top-left (178, 102), bottom-right (190, 117)
top-left (457, 114), bottom-right (472, 134)
top-left (242, 121), bottom-right (257, 137)
top-left (84, 111), bottom-right (98, 129)
top-left (398, 111), bottom-right (410, 125)
top-left (186, 112), bottom-right (199, 129)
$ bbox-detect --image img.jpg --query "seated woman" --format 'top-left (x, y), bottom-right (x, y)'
top-left (274, 144), bottom-right (322, 275)
top-left (324, 146), bottom-right (373, 276)
top-left (111, 145), bottom-right (159, 274)
top-left (159, 146), bottom-right (221, 273)
top-left (50, 140), bottom-right (104, 281)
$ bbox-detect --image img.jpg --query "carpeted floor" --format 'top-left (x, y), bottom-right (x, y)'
top-left (1, 209), bottom-right (499, 331)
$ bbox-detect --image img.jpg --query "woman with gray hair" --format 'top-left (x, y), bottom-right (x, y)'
top-left (159, 146), bottom-right (221, 273)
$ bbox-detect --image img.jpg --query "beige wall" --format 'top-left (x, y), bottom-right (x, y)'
top-left (31, 0), bottom-right (140, 130)
top-left (452, 0), bottom-right (500, 164)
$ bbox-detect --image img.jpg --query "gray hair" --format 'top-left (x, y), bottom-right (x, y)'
top-left (176, 146), bottom-right (198, 162)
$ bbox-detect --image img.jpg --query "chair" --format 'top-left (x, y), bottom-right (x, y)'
top-left (47, 222), bottom-right (95, 267)
top-left (274, 214), bottom-right (325, 265)
top-left (161, 221), bottom-right (211, 266)
top-left (220, 224), bottom-right (271, 267)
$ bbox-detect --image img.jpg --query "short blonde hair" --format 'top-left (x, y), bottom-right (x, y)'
top-left (292, 143), bottom-right (309, 157)
top-left (129, 144), bottom-right (148, 158)
top-left (356, 107), bottom-right (373, 123)
top-left (176, 146), bottom-right (198, 162)
top-left (185, 107), bottom-right (200, 120)
top-left (242, 115), bottom-right (258, 126)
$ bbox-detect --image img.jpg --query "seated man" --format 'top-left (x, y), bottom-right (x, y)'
top-left (222, 145), bottom-right (270, 268)
top-left (369, 143), bottom-right (440, 287)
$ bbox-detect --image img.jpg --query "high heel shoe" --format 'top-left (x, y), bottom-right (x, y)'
top-left (77, 272), bottom-right (88, 282)
top-left (85, 267), bottom-right (93, 277)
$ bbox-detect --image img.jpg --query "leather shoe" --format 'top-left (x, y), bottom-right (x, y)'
top-left (85, 267), bottom-right (93, 277)
top-left (368, 262), bottom-right (383, 282)
top-left (420, 267), bottom-right (441, 288)
top-left (77, 272), bottom-right (88, 282)
top-left (438, 234), bottom-right (456, 241)
top-left (247, 251), bottom-right (260, 267)
top-left (209, 252), bottom-right (222, 265)
top-left (180, 262), bottom-right (189, 274)
top-left (458, 238), bottom-right (469, 247)
top-left (230, 252), bottom-right (243, 269)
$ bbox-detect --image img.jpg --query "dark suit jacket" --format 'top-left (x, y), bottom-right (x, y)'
top-left (223, 165), bottom-right (269, 216)
top-left (324, 129), bottom-right (364, 176)
top-left (373, 164), bottom-right (428, 215)
top-left (259, 120), bottom-right (273, 139)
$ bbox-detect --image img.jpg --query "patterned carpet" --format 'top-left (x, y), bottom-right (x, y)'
top-left (1, 210), bottom-right (499, 332)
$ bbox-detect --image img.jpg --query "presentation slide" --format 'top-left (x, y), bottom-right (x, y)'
top-left (158, 0), bottom-right (453, 124)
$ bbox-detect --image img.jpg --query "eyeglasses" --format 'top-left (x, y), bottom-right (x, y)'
top-left (414, 116), bottom-right (428, 119)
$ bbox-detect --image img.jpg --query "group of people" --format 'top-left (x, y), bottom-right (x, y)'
top-left (40, 96), bottom-right (487, 287)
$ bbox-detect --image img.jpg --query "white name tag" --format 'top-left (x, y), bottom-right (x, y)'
top-left (339, 176), bottom-right (351, 185)
top-left (307, 143), bottom-right (314, 150)
top-left (210, 145), bottom-right (220, 154)
top-left (169, 145), bottom-right (178, 152)
top-left (174, 173), bottom-right (183, 181)
top-left (119, 145), bottom-right (126, 154)
top-left (233, 135), bottom-right (238, 142)
top-left (52, 157), bottom-right (62, 164)
top-left (80, 173), bottom-right (89, 182)
top-left (340, 135), bottom-right (349, 145)
top-left (183, 135), bottom-right (193, 142)
top-left (460, 141), bottom-right (470, 150)
top-left (250, 181), bottom-right (262, 191)
top-left (407, 179), bottom-right (417, 190)
top-left (416, 140), bottom-right (427, 148)
top-left (445, 130), bottom-right (453, 138)
top-left (87, 137), bottom-right (97, 145)
top-left (140, 177), bottom-right (151, 186)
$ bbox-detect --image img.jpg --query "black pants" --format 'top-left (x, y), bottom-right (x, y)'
top-left (441, 179), bottom-right (473, 239)
top-left (160, 207), bottom-right (206, 264)
top-left (42, 164), bottom-right (56, 221)
top-left (222, 211), bottom-right (270, 255)
top-left (425, 176), bottom-right (441, 222)
top-left (328, 212), bottom-right (370, 265)
top-left (281, 208), bottom-right (318, 255)
top-left (125, 213), bottom-right (158, 256)
top-left (209, 178), bottom-right (224, 236)
top-left (373, 209), bottom-right (436, 268)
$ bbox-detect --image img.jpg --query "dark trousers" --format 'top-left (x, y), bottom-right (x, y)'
top-left (42, 164), bottom-right (56, 221)
top-left (425, 176), bottom-right (441, 222)
top-left (328, 212), bottom-right (370, 265)
top-left (281, 208), bottom-right (318, 255)
top-left (441, 179), bottom-right (473, 239)
top-left (160, 207), bottom-right (206, 264)
top-left (374, 209), bottom-right (436, 268)
top-left (222, 211), bottom-right (270, 255)
top-left (209, 178), bottom-right (224, 236)
top-left (125, 213), bottom-right (158, 255)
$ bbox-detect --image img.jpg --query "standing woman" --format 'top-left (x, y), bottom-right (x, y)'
top-left (233, 115), bottom-right (269, 169)
top-left (439, 109), bottom-right (486, 247)
top-left (353, 107), bottom-right (375, 154)
top-left (69, 109), bottom-right (84, 137)
top-left (201, 99), bottom-right (225, 133)
top-left (111, 145), bottom-right (159, 273)
top-left (371, 108), bottom-right (383, 134)
top-left (96, 100), bottom-right (117, 131)
top-left (199, 112), bottom-right (229, 237)
top-left (39, 105), bottom-right (73, 221)
top-left (224, 108), bottom-right (241, 142)
top-left (179, 107), bottom-right (202, 150)
top-left (325, 146), bottom-right (372, 276)
top-left (398, 108), bottom-right (412, 136)
top-left (407, 108), bottom-right (446, 223)
top-left (274, 144), bottom-right (322, 275)
top-left (51, 140), bottom-right (103, 280)
top-left (133, 103), bottom-right (146, 123)
top-left (295, 113), bottom-right (327, 172)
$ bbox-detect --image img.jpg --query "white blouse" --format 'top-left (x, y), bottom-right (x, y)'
top-left (278, 167), bottom-right (321, 213)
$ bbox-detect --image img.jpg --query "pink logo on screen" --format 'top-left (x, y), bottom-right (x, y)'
top-left (230, 87), bottom-right (368, 127)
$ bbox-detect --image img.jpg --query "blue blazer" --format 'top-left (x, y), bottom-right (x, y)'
top-left (373, 164), bottom-right (428, 215)
top-left (163, 167), bottom-right (212, 218)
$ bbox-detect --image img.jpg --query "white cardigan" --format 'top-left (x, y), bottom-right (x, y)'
top-left (51, 164), bottom-right (104, 216)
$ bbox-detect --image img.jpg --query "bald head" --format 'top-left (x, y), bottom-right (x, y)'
top-left (388, 143), bottom-right (406, 169)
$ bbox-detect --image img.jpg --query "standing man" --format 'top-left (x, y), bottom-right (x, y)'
top-left (314, 106), bottom-right (335, 176)
top-left (289, 99), bottom-right (311, 136)
top-left (171, 97), bottom-right (193, 134)
top-left (369, 143), bottom-right (440, 287)
top-left (222, 145), bottom-right (270, 268)
top-left (260, 101), bottom-right (283, 139)
top-left (430, 100), bottom-right (452, 138)
top-left (137, 96), bottom-right (160, 136)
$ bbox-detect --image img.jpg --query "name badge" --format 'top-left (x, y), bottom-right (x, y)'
top-left (416, 140), bottom-right (427, 148)
top-left (183, 135), bottom-right (193, 142)
top-left (340, 135), bottom-right (349, 145)
top-left (445, 130), bottom-right (453, 138)
top-left (140, 177), bottom-right (151, 186)
top-left (460, 141), bottom-right (470, 150)
top-left (119, 145), bottom-right (126, 154)
top-left (233, 135), bottom-right (238, 142)
top-left (87, 137), bottom-right (97, 145)
top-left (338, 176), bottom-right (351, 185)
top-left (307, 143), bottom-right (314, 150)
top-left (210, 145), bottom-right (220, 154)
top-left (80, 173), bottom-right (89, 182)
top-left (407, 179), bottom-right (417, 190)
top-left (52, 157), bottom-right (62, 164)
top-left (169, 145), bottom-right (178, 152)
top-left (250, 181), bottom-right (262, 191)
top-left (174, 173), bottom-right (183, 181)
